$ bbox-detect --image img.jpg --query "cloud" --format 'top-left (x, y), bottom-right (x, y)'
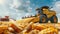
top-left (0, 0), bottom-right (33, 20)
top-left (25, 0), bottom-right (30, 7)
top-left (10, 0), bottom-right (22, 9)
top-left (10, 0), bottom-right (31, 12)
top-left (51, 1), bottom-right (60, 14)
top-left (27, 7), bottom-right (32, 12)
top-left (9, 0), bottom-right (32, 19)
top-left (0, 0), bottom-right (5, 5)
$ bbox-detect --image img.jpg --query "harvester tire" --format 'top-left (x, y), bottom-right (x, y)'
top-left (50, 16), bottom-right (58, 23)
top-left (39, 15), bottom-right (48, 23)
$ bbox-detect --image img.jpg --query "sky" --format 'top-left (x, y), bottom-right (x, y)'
top-left (0, 0), bottom-right (60, 21)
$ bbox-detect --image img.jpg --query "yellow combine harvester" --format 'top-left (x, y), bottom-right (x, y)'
top-left (36, 6), bottom-right (58, 23)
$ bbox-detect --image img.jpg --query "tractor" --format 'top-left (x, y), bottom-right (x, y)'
top-left (0, 16), bottom-right (9, 21)
top-left (36, 6), bottom-right (58, 23)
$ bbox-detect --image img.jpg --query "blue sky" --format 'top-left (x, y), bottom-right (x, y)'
top-left (0, 0), bottom-right (60, 21)
top-left (30, 0), bottom-right (53, 7)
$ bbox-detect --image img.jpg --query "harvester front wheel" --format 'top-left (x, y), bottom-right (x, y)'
top-left (39, 15), bottom-right (48, 23)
